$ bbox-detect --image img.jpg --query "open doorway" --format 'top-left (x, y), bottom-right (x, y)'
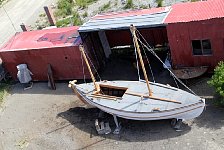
top-left (80, 27), bottom-right (176, 86)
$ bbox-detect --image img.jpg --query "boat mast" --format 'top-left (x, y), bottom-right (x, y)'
top-left (130, 25), bottom-right (152, 96)
top-left (79, 45), bottom-right (98, 90)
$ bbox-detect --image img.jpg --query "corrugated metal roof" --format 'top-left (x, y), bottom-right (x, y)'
top-left (92, 7), bottom-right (167, 20)
top-left (79, 7), bottom-right (171, 32)
top-left (165, 0), bottom-right (224, 23)
top-left (0, 26), bottom-right (81, 51)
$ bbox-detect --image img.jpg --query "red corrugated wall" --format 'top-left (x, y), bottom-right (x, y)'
top-left (167, 18), bottom-right (224, 69)
top-left (0, 46), bottom-right (91, 81)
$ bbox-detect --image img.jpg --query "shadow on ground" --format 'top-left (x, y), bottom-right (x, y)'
top-left (193, 99), bottom-right (224, 130)
top-left (57, 107), bottom-right (191, 142)
top-left (9, 82), bottom-right (75, 95)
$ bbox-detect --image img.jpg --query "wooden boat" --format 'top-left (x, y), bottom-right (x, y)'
top-left (69, 80), bottom-right (205, 121)
top-left (69, 25), bottom-right (205, 133)
top-left (171, 66), bottom-right (208, 79)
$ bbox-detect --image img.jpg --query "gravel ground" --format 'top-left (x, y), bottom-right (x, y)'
top-left (0, 79), bottom-right (224, 150)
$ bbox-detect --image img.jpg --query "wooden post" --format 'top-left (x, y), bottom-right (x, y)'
top-left (79, 45), bottom-right (98, 90)
top-left (20, 23), bottom-right (30, 32)
top-left (44, 6), bottom-right (56, 26)
top-left (130, 25), bottom-right (152, 96)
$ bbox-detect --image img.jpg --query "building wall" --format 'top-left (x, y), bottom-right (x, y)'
top-left (105, 28), bottom-right (168, 48)
top-left (0, 46), bottom-right (91, 81)
top-left (167, 18), bottom-right (224, 69)
top-left (80, 31), bottom-right (106, 69)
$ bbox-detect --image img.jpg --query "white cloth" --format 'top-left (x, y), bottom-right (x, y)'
top-left (163, 57), bottom-right (171, 69)
top-left (17, 64), bottom-right (33, 83)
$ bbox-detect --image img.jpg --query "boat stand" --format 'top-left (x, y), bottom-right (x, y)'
top-left (95, 119), bottom-right (111, 134)
top-left (171, 119), bottom-right (183, 131)
top-left (113, 115), bottom-right (121, 134)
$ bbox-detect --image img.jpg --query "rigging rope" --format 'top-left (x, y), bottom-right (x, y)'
top-left (80, 52), bottom-right (86, 83)
top-left (136, 32), bottom-right (155, 83)
top-left (82, 46), bottom-right (102, 81)
top-left (136, 30), bottom-right (197, 95)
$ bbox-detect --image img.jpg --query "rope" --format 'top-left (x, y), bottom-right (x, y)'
top-left (135, 30), bottom-right (197, 95)
top-left (83, 47), bottom-right (102, 81)
top-left (80, 52), bottom-right (86, 83)
top-left (91, 47), bottom-right (100, 68)
top-left (131, 32), bottom-right (141, 81)
top-left (138, 39), bottom-right (196, 95)
top-left (172, 74), bottom-right (179, 89)
top-left (136, 32), bottom-right (155, 83)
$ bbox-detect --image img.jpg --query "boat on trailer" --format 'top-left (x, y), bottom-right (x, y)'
top-left (69, 25), bottom-right (205, 133)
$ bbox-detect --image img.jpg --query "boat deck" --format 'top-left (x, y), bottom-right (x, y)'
top-left (76, 80), bottom-right (202, 113)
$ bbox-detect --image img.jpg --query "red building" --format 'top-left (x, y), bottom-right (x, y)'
top-left (1, 0), bottom-right (224, 81)
top-left (79, 0), bottom-right (224, 71)
top-left (165, 0), bottom-right (224, 69)
top-left (0, 26), bottom-right (91, 81)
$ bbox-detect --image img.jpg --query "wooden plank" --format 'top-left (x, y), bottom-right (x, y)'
top-left (125, 91), bottom-right (181, 104)
top-left (149, 96), bottom-right (181, 104)
top-left (88, 94), bottom-right (117, 101)
top-left (93, 93), bottom-right (121, 99)
top-left (47, 64), bottom-right (56, 90)
top-left (125, 91), bottom-right (149, 98)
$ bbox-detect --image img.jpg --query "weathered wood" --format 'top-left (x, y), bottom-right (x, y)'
top-left (93, 93), bottom-right (121, 99)
top-left (47, 64), bottom-right (56, 90)
top-left (88, 94), bottom-right (117, 101)
top-left (149, 96), bottom-right (181, 104)
top-left (125, 91), bottom-right (181, 104)
top-left (79, 45), bottom-right (98, 91)
top-left (44, 6), bottom-right (56, 26)
top-left (125, 91), bottom-right (149, 97)
top-left (130, 25), bottom-right (152, 96)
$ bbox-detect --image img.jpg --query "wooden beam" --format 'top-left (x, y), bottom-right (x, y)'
top-left (88, 94), bottom-right (117, 101)
top-left (149, 96), bottom-right (181, 104)
top-left (130, 25), bottom-right (152, 96)
top-left (125, 91), bottom-right (181, 104)
top-left (125, 91), bottom-right (149, 98)
top-left (93, 93), bottom-right (121, 99)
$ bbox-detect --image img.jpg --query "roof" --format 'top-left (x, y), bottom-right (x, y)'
top-left (165, 0), bottom-right (224, 23)
top-left (79, 7), bottom-right (171, 32)
top-left (0, 26), bottom-right (81, 52)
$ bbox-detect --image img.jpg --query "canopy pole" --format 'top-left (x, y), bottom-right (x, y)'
top-left (79, 45), bottom-right (98, 90)
top-left (130, 25), bottom-right (152, 96)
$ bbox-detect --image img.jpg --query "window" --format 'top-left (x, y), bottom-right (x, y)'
top-left (192, 39), bottom-right (212, 55)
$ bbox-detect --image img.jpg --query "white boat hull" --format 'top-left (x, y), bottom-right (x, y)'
top-left (69, 81), bottom-right (205, 120)
top-left (75, 89), bottom-right (205, 121)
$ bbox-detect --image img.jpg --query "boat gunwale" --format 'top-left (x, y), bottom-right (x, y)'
top-left (76, 87), bottom-right (205, 114)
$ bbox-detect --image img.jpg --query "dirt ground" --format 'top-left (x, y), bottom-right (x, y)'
top-left (0, 78), bottom-right (224, 150)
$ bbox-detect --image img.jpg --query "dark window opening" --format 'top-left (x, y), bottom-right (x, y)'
top-left (192, 39), bottom-right (212, 55)
top-left (99, 85), bottom-right (127, 97)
